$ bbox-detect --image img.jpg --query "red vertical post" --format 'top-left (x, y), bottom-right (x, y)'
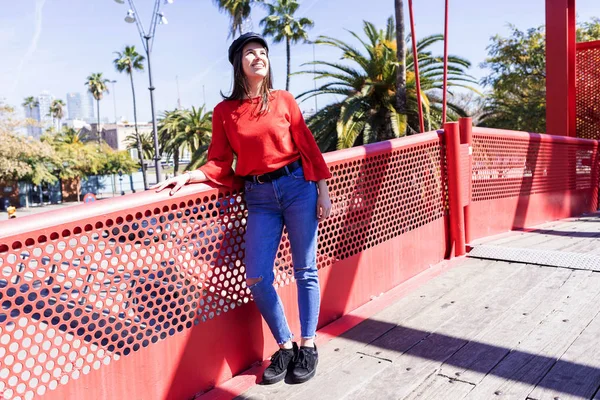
top-left (408, 0), bottom-right (425, 133)
top-left (444, 122), bottom-right (466, 257)
top-left (567, 0), bottom-right (576, 137)
top-left (593, 140), bottom-right (600, 211)
top-left (442, 0), bottom-right (449, 124)
top-left (459, 117), bottom-right (472, 245)
top-left (546, 0), bottom-right (577, 137)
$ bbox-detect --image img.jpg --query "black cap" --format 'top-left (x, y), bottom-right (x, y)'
top-left (228, 32), bottom-right (269, 64)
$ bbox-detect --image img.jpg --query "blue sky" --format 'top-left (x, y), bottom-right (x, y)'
top-left (1, 0), bottom-right (598, 123)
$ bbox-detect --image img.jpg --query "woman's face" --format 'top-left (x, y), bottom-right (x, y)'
top-left (241, 42), bottom-right (269, 81)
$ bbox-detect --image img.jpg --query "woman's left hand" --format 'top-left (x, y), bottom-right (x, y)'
top-left (316, 180), bottom-right (332, 220)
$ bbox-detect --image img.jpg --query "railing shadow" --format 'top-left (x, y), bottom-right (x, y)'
top-left (470, 128), bottom-right (599, 240)
top-left (200, 310), bottom-right (600, 399)
top-left (326, 316), bottom-right (600, 399)
top-left (0, 132), bottom-right (450, 400)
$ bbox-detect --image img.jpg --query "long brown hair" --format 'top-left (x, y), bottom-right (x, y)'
top-left (222, 41), bottom-right (274, 115)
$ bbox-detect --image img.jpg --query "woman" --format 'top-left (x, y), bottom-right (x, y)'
top-left (153, 32), bottom-right (332, 385)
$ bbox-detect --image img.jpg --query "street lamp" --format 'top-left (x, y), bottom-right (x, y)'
top-left (113, 0), bottom-right (173, 184)
top-left (109, 79), bottom-right (118, 123)
top-left (118, 171), bottom-right (125, 196)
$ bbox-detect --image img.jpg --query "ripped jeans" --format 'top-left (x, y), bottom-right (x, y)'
top-left (244, 166), bottom-right (320, 344)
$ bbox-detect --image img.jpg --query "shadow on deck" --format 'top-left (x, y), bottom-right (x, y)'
top-left (228, 213), bottom-right (600, 400)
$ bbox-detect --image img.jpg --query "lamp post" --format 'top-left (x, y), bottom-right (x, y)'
top-left (118, 170), bottom-right (125, 196)
top-left (110, 79), bottom-right (118, 123)
top-left (113, 0), bottom-right (173, 184)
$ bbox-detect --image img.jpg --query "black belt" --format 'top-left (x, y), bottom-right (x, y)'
top-left (243, 160), bottom-right (302, 183)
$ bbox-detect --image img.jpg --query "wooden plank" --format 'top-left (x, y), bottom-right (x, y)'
top-left (285, 353), bottom-right (391, 400)
top-left (473, 216), bottom-right (600, 251)
top-left (349, 263), bottom-right (551, 399)
top-left (477, 220), bottom-right (600, 255)
top-left (465, 271), bottom-right (600, 399)
top-left (472, 219), bottom-right (591, 247)
top-left (439, 268), bottom-right (576, 384)
top-left (518, 220), bottom-right (600, 252)
top-left (362, 261), bottom-right (527, 362)
top-left (238, 353), bottom-right (392, 400)
top-left (403, 373), bottom-right (475, 400)
top-left (470, 216), bottom-right (586, 245)
top-left (528, 304), bottom-right (600, 400)
top-left (370, 258), bottom-right (499, 325)
top-left (475, 230), bottom-right (559, 248)
top-left (241, 258), bottom-right (488, 399)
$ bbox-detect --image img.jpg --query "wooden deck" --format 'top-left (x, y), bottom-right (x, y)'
top-left (238, 213), bottom-right (600, 400)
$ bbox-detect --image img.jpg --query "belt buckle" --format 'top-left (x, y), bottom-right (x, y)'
top-left (256, 174), bottom-right (265, 184)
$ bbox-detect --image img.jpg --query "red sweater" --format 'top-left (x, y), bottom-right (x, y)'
top-left (199, 90), bottom-right (331, 188)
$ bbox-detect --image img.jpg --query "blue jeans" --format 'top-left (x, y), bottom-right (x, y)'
top-left (244, 166), bottom-right (320, 344)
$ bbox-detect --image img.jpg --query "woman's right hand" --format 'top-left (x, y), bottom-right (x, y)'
top-left (151, 173), bottom-right (191, 196)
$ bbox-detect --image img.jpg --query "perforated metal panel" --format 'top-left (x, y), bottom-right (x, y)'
top-left (471, 133), bottom-right (596, 202)
top-left (0, 195), bottom-right (250, 399)
top-left (0, 133), bottom-right (447, 400)
top-left (320, 139), bottom-right (447, 265)
top-left (576, 41), bottom-right (600, 140)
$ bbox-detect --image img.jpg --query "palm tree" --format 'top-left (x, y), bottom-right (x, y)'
top-left (259, 0), bottom-right (313, 91)
top-left (85, 73), bottom-right (110, 143)
top-left (126, 131), bottom-right (155, 161)
top-left (114, 45), bottom-right (148, 190)
top-left (158, 107), bottom-right (213, 174)
top-left (48, 99), bottom-right (66, 131)
top-left (177, 106), bottom-right (213, 171)
top-left (158, 109), bottom-right (184, 175)
top-left (296, 17), bottom-right (477, 151)
top-left (55, 127), bottom-right (85, 145)
top-left (22, 96), bottom-right (40, 136)
top-left (395, 0), bottom-right (407, 119)
top-left (213, 0), bottom-right (255, 37)
top-left (22, 96), bottom-right (38, 111)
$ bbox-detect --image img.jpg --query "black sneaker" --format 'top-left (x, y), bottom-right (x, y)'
top-left (262, 343), bottom-right (297, 385)
top-left (291, 344), bottom-right (319, 383)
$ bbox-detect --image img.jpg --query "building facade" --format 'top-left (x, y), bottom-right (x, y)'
top-left (66, 92), bottom-right (95, 122)
top-left (22, 91), bottom-right (56, 138)
top-left (37, 91), bottom-right (54, 131)
top-left (24, 104), bottom-right (42, 138)
top-left (81, 122), bottom-right (153, 158)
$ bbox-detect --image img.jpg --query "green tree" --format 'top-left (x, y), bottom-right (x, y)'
top-left (479, 25), bottom-right (546, 132)
top-left (158, 109), bottom-right (184, 175)
top-left (259, 0), bottom-right (313, 91)
top-left (41, 127), bottom-right (139, 201)
top-left (0, 105), bottom-right (58, 187)
top-left (50, 126), bottom-right (85, 145)
top-left (97, 144), bottom-right (138, 176)
top-left (480, 19), bottom-right (600, 132)
top-left (85, 73), bottom-right (110, 142)
top-left (0, 132), bottom-right (58, 186)
top-left (126, 131), bottom-right (155, 162)
top-left (48, 99), bottom-right (66, 131)
top-left (297, 17), bottom-right (476, 151)
top-left (578, 17), bottom-right (600, 42)
top-left (158, 106), bottom-right (212, 174)
top-left (114, 45), bottom-right (148, 189)
top-left (213, 0), bottom-right (255, 37)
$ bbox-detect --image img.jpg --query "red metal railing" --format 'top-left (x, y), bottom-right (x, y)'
top-left (576, 40), bottom-right (600, 140)
top-left (468, 127), bottom-right (599, 240)
top-left (0, 131), bottom-right (449, 400)
top-left (0, 121), bottom-right (598, 399)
